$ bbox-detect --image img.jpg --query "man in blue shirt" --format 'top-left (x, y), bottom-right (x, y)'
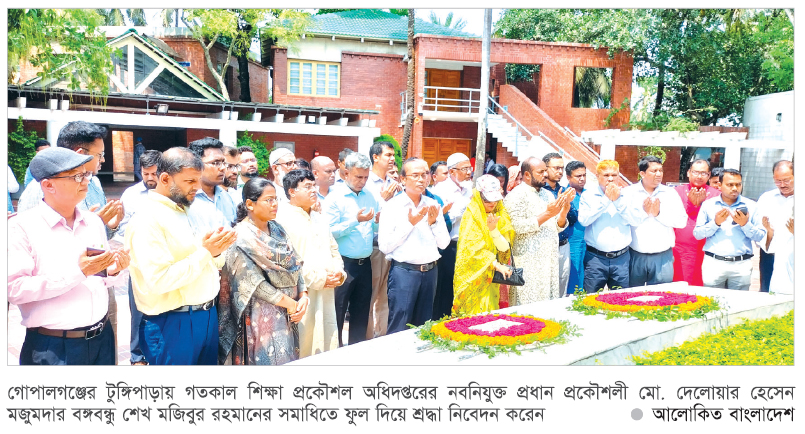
top-left (578, 160), bottom-right (641, 293)
top-left (693, 168), bottom-right (765, 290)
top-left (187, 137), bottom-right (237, 233)
top-left (324, 152), bottom-right (379, 347)
top-left (564, 160), bottom-right (587, 295)
top-left (114, 149), bottom-right (161, 365)
top-left (542, 153), bottom-right (579, 295)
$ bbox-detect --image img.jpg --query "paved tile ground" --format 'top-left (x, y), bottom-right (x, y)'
top-left (7, 181), bottom-right (764, 364)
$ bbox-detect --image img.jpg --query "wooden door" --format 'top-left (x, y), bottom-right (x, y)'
top-left (422, 138), bottom-right (472, 166)
top-left (425, 69), bottom-right (461, 112)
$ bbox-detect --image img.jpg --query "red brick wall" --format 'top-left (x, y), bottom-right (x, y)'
top-left (273, 49), bottom-right (406, 144)
top-left (499, 85), bottom-right (602, 173)
top-left (186, 128), bottom-right (219, 144)
top-left (162, 37), bottom-right (270, 103)
top-left (414, 35), bottom-right (633, 135)
top-left (613, 146), bottom-right (681, 184)
top-left (496, 142), bottom-right (518, 169)
top-left (238, 132), bottom-right (358, 163)
top-left (8, 119), bottom-right (47, 139)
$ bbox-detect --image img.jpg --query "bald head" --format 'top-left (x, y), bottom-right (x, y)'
top-left (311, 156), bottom-right (336, 190)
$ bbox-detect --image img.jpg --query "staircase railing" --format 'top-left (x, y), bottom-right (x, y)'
top-left (487, 96), bottom-right (565, 157)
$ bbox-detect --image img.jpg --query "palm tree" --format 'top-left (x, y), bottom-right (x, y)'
top-left (160, 9), bottom-right (181, 27)
top-left (96, 9), bottom-right (147, 26)
top-left (401, 10), bottom-right (416, 158)
top-left (428, 11), bottom-right (467, 31)
top-left (573, 67), bottom-right (612, 109)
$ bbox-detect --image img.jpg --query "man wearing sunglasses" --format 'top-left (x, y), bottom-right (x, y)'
top-left (269, 148), bottom-right (298, 203)
top-left (9, 147), bottom-right (130, 365)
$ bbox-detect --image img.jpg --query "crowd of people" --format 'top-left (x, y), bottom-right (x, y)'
top-left (7, 120), bottom-right (794, 366)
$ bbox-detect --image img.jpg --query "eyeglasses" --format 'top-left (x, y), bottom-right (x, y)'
top-left (226, 164), bottom-right (241, 172)
top-left (80, 148), bottom-right (105, 159)
top-left (204, 161), bottom-right (227, 169)
top-left (240, 158), bottom-right (257, 164)
top-left (275, 160), bottom-right (297, 169)
top-left (261, 197), bottom-right (278, 204)
top-left (690, 170), bottom-right (710, 177)
top-left (294, 183), bottom-right (316, 191)
top-left (548, 166), bottom-right (564, 171)
top-left (453, 167), bottom-right (473, 173)
top-left (774, 178), bottom-right (793, 186)
top-left (49, 171), bottom-right (93, 183)
top-left (405, 173), bottom-right (429, 180)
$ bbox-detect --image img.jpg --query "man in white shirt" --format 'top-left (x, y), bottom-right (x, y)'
top-left (114, 149), bottom-right (160, 365)
top-left (379, 158), bottom-right (450, 334)
top-left (269, 148), bottom-right (298, 202)
top-left (362, 141), bottom-right (399, 339)
top-left (430, 152), bottom-right (473, 319)
top-left (622, 156), bottom-right (687, 287)
top-left (757, 160), bottom-right (794, 294)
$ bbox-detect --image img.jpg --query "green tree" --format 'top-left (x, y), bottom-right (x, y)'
top-left (494, 9), bottom-right (793, 126)
top-left (8, 117), bottom-right (40, 183)
top-left (182, 9), bottom-right (310, 101)
top-left (238, 131), bottom-right (272, 176)
top-left (95, 9), bottom-right (147, 26)
top-left (375, 134), bottom-right (403, 170)
top-left (8, 9), bottom-right (115, 94)
top-left (428, 11), bottom-right (467, 31)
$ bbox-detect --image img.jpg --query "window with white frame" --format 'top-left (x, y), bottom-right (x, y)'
top-left (288, 60), bottom-right (340, 97)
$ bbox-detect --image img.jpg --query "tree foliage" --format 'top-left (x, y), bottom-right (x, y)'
top-left (95, 9), bottom-right (147, 26)
top-left (8, 9), bottom-right (115, 94)
top-left (8, 117), bottom-right (40, 183)
top-left (182, 9), bottom-right (311, 101)
top-left (494, 9), bottom-right (794, 126)
top-left (428, 11), bottom-right (467, 31)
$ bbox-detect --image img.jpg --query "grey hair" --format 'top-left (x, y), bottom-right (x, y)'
top-left (345, 152), bottom-right (371, 170)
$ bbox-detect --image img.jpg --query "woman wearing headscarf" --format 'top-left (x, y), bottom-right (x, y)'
top-left (507, 165), bottom-right (522, 193)
top-left (452, 175), bottom-right (516, 316)
top-left (218, 178), bottom-right (309, 365)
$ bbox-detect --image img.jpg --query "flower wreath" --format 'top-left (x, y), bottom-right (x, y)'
top-left (569, 290), bottom-right (722, 321)
top-left (415, 313), bottom-right (580, 358)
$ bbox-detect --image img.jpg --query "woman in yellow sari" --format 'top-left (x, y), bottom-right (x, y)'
top-left (452, 175), bottom-right (516, 316)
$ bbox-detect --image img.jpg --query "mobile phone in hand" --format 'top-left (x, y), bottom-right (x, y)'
top-left (86, 247), bottom-right (108, 277)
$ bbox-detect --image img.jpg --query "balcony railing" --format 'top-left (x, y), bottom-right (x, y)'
top-left (419, 86), bottom-right (482, 114)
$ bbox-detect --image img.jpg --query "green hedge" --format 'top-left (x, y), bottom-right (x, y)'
top-left (631, 310), bottom-right (793, 365)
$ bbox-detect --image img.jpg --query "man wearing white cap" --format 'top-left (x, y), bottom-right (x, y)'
top-left (430, 152), bottom-right (473, 319)
top-left (269, 148), bottom-right (298, 202)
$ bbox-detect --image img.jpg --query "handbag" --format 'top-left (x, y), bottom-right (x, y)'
top-left (492, 256), bottom-right (525, 286)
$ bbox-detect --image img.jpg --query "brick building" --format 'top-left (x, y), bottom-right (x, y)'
top-left (11, 27), bottom-right (380, 183)
top-left (271, 9), bottom-right (635, 175)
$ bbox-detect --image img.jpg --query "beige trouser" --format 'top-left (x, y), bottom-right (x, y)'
top-left (367, 247), bottom-right (390, 339)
